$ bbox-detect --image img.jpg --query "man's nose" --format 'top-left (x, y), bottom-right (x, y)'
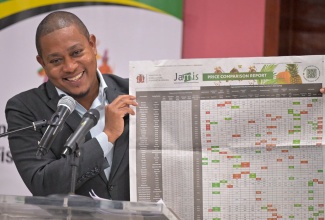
top-left (63, 57), bottom-right (77, 72)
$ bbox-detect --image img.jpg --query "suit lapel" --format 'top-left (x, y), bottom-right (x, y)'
top-left (104, 76), bottom-right (129, 180)
top-left (104, 79), bottom-right (120, 103)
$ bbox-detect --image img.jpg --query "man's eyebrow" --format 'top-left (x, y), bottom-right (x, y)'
top-left (46, 44), bottom-right (83, 59)
top-left (46, 53), bottom-right (61, 59)
top-left (67, 43), bottom-right (83, 52)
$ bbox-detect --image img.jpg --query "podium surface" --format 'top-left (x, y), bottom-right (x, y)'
top-left (0, 194), bottom-right (179, 220)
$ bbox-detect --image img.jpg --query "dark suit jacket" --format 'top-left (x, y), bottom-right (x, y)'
top-left (5, 74), bottom-right (130, 201)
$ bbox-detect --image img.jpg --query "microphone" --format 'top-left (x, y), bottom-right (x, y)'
top-left (36, 96), bottom-right (76, 159)
top-left (62, 108), bottom-right (100, 156)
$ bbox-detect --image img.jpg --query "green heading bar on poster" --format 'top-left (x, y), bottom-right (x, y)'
top-left (203, 72), bottom-right (274, 81)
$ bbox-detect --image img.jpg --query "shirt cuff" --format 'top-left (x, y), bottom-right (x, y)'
top-left (96, 132), bottom-right (113, 157)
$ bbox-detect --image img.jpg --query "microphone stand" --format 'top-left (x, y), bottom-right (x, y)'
top-left (0, 120), bottom-right (47, 138)
top-left (62, 137), bottom-right (84, 194)
top-left (61, 108), bottom-right (99, 194)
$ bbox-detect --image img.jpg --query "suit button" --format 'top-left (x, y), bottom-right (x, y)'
top-left (108, 185), bottom-right (114, 191)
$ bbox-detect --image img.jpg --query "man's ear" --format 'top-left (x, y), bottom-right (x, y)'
top-left (36, 55), bottom-right (45, 67)
top-left (89, 34), bottom-right (97, 55)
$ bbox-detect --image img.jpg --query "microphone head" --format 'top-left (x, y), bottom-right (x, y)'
top-left (86, 108), bottom-right (100, 125)
top-left (58, 96), bottom-right (76, 113)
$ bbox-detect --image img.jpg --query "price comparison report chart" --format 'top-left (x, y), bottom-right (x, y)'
top-left (201, 84), bottom-right (324, 220)
top-left (134, 84), bottom-right (325, 220)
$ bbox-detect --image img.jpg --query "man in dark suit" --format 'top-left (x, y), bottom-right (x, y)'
top-left (5, 11), bottom-right (137, 201)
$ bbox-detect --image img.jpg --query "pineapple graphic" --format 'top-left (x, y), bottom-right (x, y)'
top-left (275, 64), bottom-right (303, 85)
top-left (287, 64), bottom-right (302, 84)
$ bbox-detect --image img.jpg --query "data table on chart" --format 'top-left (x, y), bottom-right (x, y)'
top-left (135, 90), bottom-right (201, 220)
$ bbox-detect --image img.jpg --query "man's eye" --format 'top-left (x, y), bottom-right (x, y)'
top-left (50, 59), bottom-right (61, 64)
top-left (72, 50), bottom-right (82, 56)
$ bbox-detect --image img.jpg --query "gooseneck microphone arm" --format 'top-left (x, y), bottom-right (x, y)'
top-left (0, 120), bottom-right (47, 138)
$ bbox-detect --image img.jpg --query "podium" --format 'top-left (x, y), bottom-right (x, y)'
top-left (0, 194), bottom-right (179, 219)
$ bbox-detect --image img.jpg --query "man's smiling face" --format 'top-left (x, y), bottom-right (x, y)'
top-left (37, 24), bottom-right (98, 101)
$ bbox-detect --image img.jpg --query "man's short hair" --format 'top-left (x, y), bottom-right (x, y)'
top-left (35, 11), bottom-right (90, 57)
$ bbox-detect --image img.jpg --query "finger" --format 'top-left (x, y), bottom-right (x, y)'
top-left (116, 99), bottom-right (138, 109)
top-left (320, 88), bottom-right (325, 93)
top-left (120, 107), bottom-right (136, 116)
top-left (111, 95), bottom-right (137, 107)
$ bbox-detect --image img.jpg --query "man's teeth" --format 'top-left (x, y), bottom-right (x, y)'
top-left (67, 72), bottom-right (83, 81)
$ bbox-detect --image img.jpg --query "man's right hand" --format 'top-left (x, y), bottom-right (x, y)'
top-left (103, 95), bottom-right (138, 143)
